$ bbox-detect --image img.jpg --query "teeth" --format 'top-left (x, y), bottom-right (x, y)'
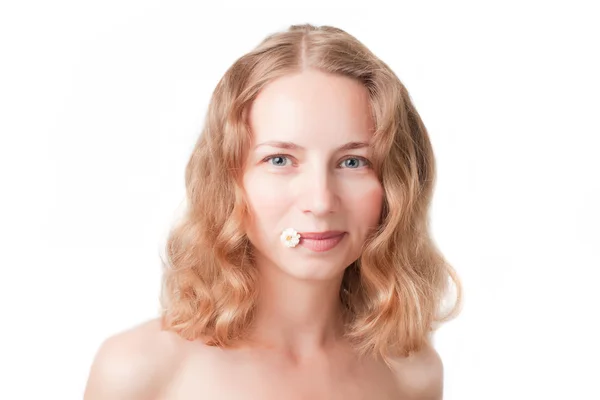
top-left (280, 228), bottom-right (301, 248)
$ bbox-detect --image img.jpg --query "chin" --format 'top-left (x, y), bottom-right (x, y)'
top-left (276, 259), bottom-right (349, 281)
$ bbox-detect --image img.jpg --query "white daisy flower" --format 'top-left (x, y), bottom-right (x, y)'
top-left (280, 228), bottom-right (301, 248)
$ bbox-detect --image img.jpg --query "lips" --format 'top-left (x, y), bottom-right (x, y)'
top-left (297, 231), bottom-right (346, 252)
top-left (298, 231), bottom-right (346, 240)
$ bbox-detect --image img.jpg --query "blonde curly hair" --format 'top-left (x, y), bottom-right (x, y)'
top-left (159, 23), bottom-right (462, 361)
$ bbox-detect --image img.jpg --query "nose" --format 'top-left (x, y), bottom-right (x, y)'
top-left (298, 167), bottom-right (339, 217)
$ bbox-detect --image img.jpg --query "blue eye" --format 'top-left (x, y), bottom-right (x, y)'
top-left (264, 155), bottom-right (292, 167)
top-left (340, 157), bottom-right (370, 169)
top-left (262, 155), bottom-right (371, 169)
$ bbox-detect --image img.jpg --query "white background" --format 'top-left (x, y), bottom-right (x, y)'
top-left (1, 1), bottom-right (599, 399)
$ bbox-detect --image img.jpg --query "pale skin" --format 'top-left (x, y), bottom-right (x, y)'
top-left (84, 69), bottom-right (444, 399)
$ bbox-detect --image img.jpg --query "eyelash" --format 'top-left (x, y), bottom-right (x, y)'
top-left (261, 154), bottom-right (372, 169)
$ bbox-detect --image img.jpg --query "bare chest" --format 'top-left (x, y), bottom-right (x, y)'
top-left (160, 351), bottom-right (401, 400)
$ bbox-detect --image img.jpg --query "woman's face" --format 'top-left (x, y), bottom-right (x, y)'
top-left (242, 69), bottom-right (384, 281)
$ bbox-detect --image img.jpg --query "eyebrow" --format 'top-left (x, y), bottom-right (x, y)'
top-left (254, 141), bottom-right (371, 151)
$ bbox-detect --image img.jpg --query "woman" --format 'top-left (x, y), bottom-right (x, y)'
top-left (84, 23), bottom-right (462, 399)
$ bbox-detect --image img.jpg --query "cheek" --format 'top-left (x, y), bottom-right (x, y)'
top-left (344, 179), bottom-right (384, 225)
top-left (243, 173), bottom-right (291, 229)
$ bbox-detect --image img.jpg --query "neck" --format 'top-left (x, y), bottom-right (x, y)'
top-left (246, 256), bottom-right (347, 358)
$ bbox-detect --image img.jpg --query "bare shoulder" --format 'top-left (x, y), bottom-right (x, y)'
top-left (386, 340), bottom-right (444, 400)
top-left (84, 318), bottom-right (186, 400)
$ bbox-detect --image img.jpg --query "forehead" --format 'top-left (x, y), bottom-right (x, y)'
top-left (248, 69), bottom-right (374, 145)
